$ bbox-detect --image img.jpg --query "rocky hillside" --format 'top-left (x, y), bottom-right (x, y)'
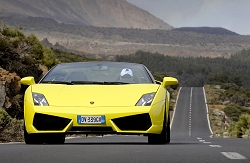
top-left (173, 27), bottom-right (239, 35)
top-left (20, 22), bottom-right (250, 59)
top-left (0, 0), bottom-right (172, 30)
top-left (2, 15), bottom-right (250, 59)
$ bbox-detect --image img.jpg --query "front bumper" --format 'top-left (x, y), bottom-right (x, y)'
top-left (24, 102), bottom-right (166, 135)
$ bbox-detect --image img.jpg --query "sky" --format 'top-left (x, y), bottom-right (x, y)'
top-left (126, 0), bottom-right (250, 35)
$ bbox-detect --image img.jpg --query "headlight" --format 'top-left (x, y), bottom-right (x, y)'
top-left (136, 93), bottom-right (156, 106)
top-left (32, 93), bottom-right (49, 106)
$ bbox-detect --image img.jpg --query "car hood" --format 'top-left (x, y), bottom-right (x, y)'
top-left (31, 84), bottom-right (161, 107)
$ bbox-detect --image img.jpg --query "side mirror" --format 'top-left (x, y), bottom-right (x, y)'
top-left (155, 80), bottom-right (162, 85)
top-left (21, 77), bottom-right (36, 85)
top-left (161, 77), bottom-right (178, 88)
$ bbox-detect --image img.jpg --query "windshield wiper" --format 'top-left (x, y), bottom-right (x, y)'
top-left (71, 81), bottom-right (130, 85)
top-left (41, 81), bottom-right (130, 85)
top-left (41, 81), bottom-right (73, 85)
top-left (102, 81), bottom-right (130, 85)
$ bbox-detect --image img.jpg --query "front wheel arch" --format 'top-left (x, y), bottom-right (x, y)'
top-left (148, 109), bottom-right (170, 144)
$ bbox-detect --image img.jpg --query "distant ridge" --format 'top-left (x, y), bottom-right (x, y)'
top-left (173, 27), bottom-right (239, 35)
top-left (0, 0), bottom-right (173, 30)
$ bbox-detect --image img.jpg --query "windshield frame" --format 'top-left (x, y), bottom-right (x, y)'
top-left (39, 62), bottom-right (155, 85)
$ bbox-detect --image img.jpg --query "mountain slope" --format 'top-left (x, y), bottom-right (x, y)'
top-left (0, 0), bottom-right (173, 30)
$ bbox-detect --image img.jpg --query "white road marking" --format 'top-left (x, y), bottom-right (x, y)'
top-left (196, 137), bottom-right (211, 143)
top-left (0, 142), bottom-right (23, 144)
top-left (221, 152), bottom-right (246, 159)
top-left (209, 145), bottom-right (221, 147)
top-left (170, 87), bottom-right (182, 129)
top-left (203, 87), bottom-right (213, 135)
top-left (189, 87), bottom-right (193, 137)
top-left (66, 137), bottom-right (77, 139)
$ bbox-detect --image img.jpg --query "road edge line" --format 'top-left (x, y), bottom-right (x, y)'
top-left (203, 87), bottom-right (213, 136)
top-left (170, 87), bottom-right (182, 129)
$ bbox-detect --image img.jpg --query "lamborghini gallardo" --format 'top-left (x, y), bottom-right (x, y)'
top-left (21, 61), bottom-right (178, 144)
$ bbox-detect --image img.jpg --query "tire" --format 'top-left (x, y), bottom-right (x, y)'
top-left (166, 113), bottom-right (171, 143)
top-left (24, 127), bottom-right (44, 144)
top-left (44, 134), bottom-right (65, 144)
top-left (148, 113), bottom-right (170, 144)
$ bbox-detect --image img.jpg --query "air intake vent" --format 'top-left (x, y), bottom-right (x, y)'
top-left (112, 113), bottom-right (152, 131)
top-left (33, 113), bottom-right (71, 131)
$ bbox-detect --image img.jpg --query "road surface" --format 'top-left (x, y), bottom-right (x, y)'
top-left (1, 87), bottom-right (249, 163)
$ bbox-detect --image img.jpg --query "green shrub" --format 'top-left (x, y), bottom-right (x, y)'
top-left (0, 108), bottom-right (23, 142)
top-left (0, 108), bottom-right (12, 131)
top-left (10, 37), bottom-right (22, 48)
top-left (219, 83), bottom-right (250, 106)
top-left (42, 47), bottom-right (58, 68)
top-left (53, 49), bottom-right (96, 63)
top-left (223, 104), bottom-right (250, 122)
top-left (25, 34), bottom-right (44, 60)
top-left (228, 122), bottom-right (237, 138)
top-left (0, 37), bottom-right (9, 50)
top-left (1, 27), bottom-right (25, 38)
top-left (221, 83), bottom-right (239, 90)
top-left (235, 114), bottom-right (250, 138)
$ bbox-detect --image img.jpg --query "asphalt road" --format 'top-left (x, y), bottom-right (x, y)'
top-left (1, 87), bottom-right (250, 163)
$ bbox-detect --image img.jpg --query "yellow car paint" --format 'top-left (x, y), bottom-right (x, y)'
top-left (21, 62), bottom-right (178, 145)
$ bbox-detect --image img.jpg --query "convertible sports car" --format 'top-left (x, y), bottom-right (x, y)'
top-left (21, 61), bottom-right (178, 144)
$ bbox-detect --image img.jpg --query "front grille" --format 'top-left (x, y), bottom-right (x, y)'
top-left (70, 127), bottom-right (113, 132)
top-left (33, 113), bottom-right (71, 131)
top-left (112, 113), bottom-right (152, 131)
top-left (67, 127), bottom-right (115, 134)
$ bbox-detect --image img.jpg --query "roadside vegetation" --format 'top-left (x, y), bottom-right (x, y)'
top-left (116, 49), bottom-right (250, 88)
top-left (0, 108), bottom-right (23, 142)
top-left (205, 84), bottom-right (250, 138)
top-left (0, 24), bottom-right (97, 142)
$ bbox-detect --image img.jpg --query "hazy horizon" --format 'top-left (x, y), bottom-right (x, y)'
top-left (127, 0), bottom-right (250, 35)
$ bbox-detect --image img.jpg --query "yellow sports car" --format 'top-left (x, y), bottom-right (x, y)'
top-left (21, 61), bottom-right (178, 144)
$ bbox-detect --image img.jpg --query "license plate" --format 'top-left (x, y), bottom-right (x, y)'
top-left (77, 115), bottom-right (105, 124)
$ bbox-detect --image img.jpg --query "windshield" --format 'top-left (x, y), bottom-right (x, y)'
top-left (40, 62), bottom-right (154, 84)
